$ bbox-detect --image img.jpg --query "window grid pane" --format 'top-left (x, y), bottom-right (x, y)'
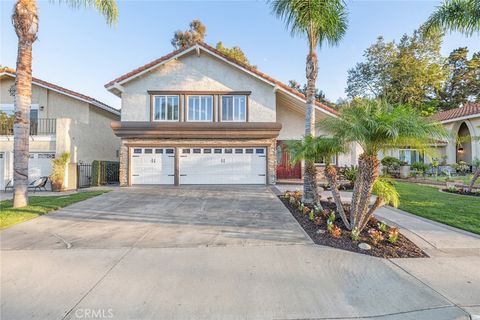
top-left (155, 96), bottom-right (178, 121)
top-left (222, 95), bottom-right (246, 121)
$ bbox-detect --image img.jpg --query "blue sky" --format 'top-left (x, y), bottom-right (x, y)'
top-left (1, 0), bottom-right (478, 109)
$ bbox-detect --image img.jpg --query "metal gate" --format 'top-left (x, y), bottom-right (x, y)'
top-left (77, 163), bottom-right (92, 189)
top-left (100, 162), bottom-right (120, 185)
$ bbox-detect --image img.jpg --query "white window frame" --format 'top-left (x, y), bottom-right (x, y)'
top-left (0, 103), bottom-right (39, 118)
top-left (221, 95), bottom-right (247, 122)
top-left (187, 95), bottom-right (213, 122)
top-left (153, 95), bottom-right (179, 122)
top-left (398, 149), bottom-right (424, 165)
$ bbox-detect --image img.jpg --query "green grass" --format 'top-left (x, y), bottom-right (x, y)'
top-left (395, 182), bottom-right (480, 235)
top-left (0, 191), bottom-right (109, 229)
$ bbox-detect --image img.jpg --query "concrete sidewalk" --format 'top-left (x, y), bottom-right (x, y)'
top-left (1, 186), bottom-right (479, 319)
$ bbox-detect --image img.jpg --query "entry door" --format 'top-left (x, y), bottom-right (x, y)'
top-left (130, 148), bottom-right (175, 185)
top-left (179, 147), bottom-right (266, 185)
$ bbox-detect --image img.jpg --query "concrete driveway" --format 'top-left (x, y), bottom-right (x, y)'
top-left (0, 186), bottom-right (475, 319)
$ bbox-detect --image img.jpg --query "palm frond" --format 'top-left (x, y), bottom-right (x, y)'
top-left (424, 0), bottom-right (480, 36)
top-left (319, 99), bottom-right (449, 156)
top-left (52, 0), bottom-right (118, 25)
top-left (270, 0), bottom-right (348, 48)
top-left (373, 177), bottom-right (399, 208)
top-left (285, 135), bottom-right (346, 165)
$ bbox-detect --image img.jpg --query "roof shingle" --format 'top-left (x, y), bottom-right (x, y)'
top-left (430, 104), bottom-right (480, 122)
top-left (1, 67), bottom-right (119, 116)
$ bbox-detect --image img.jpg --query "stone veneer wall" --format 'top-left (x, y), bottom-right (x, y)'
top-left (119, 138), bottom-right (277, 186)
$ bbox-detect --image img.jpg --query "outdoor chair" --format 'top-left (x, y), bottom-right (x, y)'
top-left (28, 176), bottom-right (49, 192)
top-left (4, 176), bottom-right (50, 193)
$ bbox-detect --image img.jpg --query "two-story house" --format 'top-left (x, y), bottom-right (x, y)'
top-left (106, 42), bottom-right (359, 186)
top-left (0, 67), bottom-right (121, 190)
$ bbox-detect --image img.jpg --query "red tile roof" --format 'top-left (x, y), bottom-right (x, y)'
top-left (105, 42), bottom-right (338, 116)
top-left (430, 103), bottom-right (480, 122)
top-left (1, 67), bottom-right (119, 116)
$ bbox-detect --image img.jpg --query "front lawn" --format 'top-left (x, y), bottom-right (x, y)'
top-left (395, 182), bottom-right (480, 235)
top-left (0, 191), bottom-right (109, 229)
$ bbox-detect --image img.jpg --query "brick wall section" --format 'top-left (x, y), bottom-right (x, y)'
top-left (119, 141), bottom-right (129, 186)
top-left (119, 138), bottom-right (277, 186)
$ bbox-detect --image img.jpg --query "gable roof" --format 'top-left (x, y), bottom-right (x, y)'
top-left (105, 42), bottom-right (338, 117)
top-left (1, 67), bottom-right (120, 116)
top-left (430, 103), bottom-right (480, 123)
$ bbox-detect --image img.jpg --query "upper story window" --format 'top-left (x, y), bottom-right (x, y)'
top-left (221, 95), bottom-right (246, 122)
top-left (187, 96), bottom-right (213, 122)
top-left (0, 104), bottom-right (39, 120)
top-left (154, 96), bottom-right (179, 121)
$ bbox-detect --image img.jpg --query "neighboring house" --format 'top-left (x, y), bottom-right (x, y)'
top-left (105, 42), bottom-right (359, 186)
top-left (380, 104), bottom-right (480, 166)
top-left (0, 67), bottom-right (121, 190)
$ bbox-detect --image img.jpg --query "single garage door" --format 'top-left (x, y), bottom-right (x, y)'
top-left (29, 153), bottom-right (54, 180)
top-left (179, 147), bottom-right (266, 185)
top-left (131, 147), bottom-right (175, 185)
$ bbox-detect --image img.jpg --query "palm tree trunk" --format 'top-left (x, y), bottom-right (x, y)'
top-left (360, 196), bottom-right (383, 231)
top-left (303, 51), bottom-right (318, 204)
top-left (12, 0), bottom-right (38, 208)
top-left (468, 168), bottom-right (480, 193)
top-left (325, 164), bottom-right (351, 229)
top-left (350, 154), bottom-right (380, 231)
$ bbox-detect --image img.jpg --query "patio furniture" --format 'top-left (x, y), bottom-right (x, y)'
top-left (4, 176), bottom-right (50, 193)
top-left (28, 176), bottom-right (49, 192)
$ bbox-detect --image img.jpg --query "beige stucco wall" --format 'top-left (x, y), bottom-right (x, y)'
top-left (1, 76), bottom-right (121, 188)
top-left (443, 117), bottom-right (480, 164)
top-left (276, 99), bottom-right (359, 166)
top-left (120, 52), bottom-right (276, 122)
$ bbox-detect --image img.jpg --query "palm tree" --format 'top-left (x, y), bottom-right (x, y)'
top-left (270, 0), bottom-right (348, 204)
top-left (424, 0), bottom-right (480, 36)
top-left (320, 100), bottom-right (447, 231)
top-left (11, 0), bottom-right (117, 208)
top-left (286, 135), bottom-right (350, 226)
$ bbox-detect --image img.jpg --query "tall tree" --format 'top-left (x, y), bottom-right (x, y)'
top-left (171, 19), bottom-right (206, 49)
top-left (346, 30), bottom-right (445, 111)
top-left (11, 0), bottom-right (117, 208)
top-left (424, 0), bottom-right (480, 36)
top-left (270, 0), bottom-right (348, 204)
top-left (439, 47), bottom-right (480, 109)
top-left (288, 79), bottom-right (332, 105)
top-left (216, 41), bottom-right (253, 67)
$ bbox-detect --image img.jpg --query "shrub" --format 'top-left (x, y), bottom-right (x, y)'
top-left (303, 206), bottom-right (310, 216)
top-left (330, 225), bottom-right (342, 238)
top-left (411, 162), bottom-right (429, 176)
top-left (377, 221), bottom-right (388, 233)
top-left (341, 166), bottom-right (357, 184)
top-left (328, 211), bottom-right (336, 223)
top-left (368, 228), bottom-right (384, 245)
top-left (51, 152), bottom-right (70, 191)
top-left (327, 220), bottom-right (333, 232)
top-left (381, 156), bottom-right (401, 170)
top-left (309, 209), bottom-right (315, 221)
top-left (452, 161), bottom-right (469, 175)
top-left (387, 227), bottom-right (399, 244)
top-left (351, 227), bottom-right (360, 241)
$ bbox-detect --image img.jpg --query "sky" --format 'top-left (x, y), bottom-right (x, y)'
top-left (1, 0), bottom-right (479, 110)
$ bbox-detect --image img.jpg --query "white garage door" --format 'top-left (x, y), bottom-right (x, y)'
top-left (130, 148), bottom-right (175, 185)
top-left (29, 153), bottom-right (54, 180)
top-left (179, 147), bottom-right (266, 185)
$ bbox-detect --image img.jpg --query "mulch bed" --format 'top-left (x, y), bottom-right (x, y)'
top-left (279, 196), bottom-right (428, 259)
top-left (442, 189), bottom-right (480, 197)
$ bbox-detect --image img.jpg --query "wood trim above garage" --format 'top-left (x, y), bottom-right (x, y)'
top-left (111, 121), bottom-right (282, 139)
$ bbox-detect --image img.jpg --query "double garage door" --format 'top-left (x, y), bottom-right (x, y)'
top-left (130, 147), bottom-right (266, 185)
